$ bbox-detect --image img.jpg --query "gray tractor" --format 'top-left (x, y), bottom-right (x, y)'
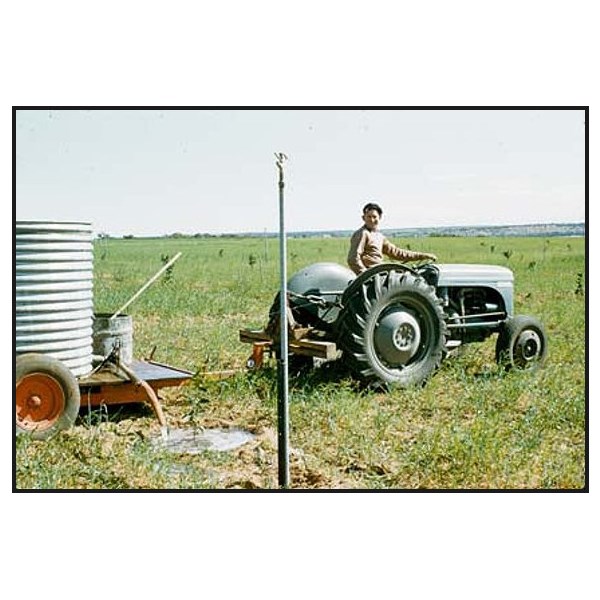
top-left (275, 261), bottom-right (547, 388)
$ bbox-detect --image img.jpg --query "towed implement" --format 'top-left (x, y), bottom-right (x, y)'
top-left (15, 221), bottom-right (192, 441)
top-left (15, 339), bottom-right (192, 441)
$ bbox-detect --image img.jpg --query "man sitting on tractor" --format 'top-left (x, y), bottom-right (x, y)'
top-left (347, 202), bottom-right (437, 275)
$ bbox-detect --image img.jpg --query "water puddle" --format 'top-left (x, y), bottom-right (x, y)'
top-left (153, 427), bottom-right (255, 454)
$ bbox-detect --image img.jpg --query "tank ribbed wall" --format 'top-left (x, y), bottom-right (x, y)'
top-left (16, 221), bottom-right (94, 377)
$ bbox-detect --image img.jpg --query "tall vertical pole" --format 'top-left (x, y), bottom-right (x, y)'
top-left (275, 152), bottom-right (290, 488)
top-left (263, 227), bottom-right (268, 263)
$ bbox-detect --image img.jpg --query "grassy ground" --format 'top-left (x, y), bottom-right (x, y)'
top-left (15, 235), bottom-right (586, 489)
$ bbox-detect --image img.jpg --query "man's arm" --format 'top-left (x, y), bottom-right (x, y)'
top-left (382, 239), bottom-right (437, 262)
top-left (348, 229), bottom-right (368, 274)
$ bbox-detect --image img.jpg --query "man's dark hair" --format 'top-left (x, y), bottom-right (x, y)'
top-left (363, 202), bottom-right (382, 216)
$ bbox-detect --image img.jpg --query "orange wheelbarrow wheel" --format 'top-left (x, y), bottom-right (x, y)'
top-left (16, 354), bottom-right (80, 440)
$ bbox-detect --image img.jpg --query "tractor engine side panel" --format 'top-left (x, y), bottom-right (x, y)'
top-left (438, 285), bottom-right (511, 343)
top-left (430, 264), bottom-right (514, 316)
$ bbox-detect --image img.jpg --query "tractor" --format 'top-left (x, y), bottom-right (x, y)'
top-left (242, 261), bottom-right (548, 388)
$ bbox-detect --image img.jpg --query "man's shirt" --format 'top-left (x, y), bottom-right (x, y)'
top-left (347, 226), bottom-right (426, 274)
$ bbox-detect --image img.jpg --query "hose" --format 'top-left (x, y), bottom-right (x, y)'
top-left (115, 358), bottom-right (169, 439)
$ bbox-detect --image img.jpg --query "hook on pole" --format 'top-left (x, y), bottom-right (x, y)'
top-left (275, 152), bottom-right (288, 181)
top-left (274, 152), bottom-right (288, 166)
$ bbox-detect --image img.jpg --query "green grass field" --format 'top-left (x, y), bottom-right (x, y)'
top-left (15, 234), bottom-right (587, 489)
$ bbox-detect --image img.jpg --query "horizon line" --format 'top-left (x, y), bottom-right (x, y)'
top-left (98, 220), bottom-right (585, 238)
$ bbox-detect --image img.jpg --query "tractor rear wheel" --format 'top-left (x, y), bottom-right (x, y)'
top-left (16, 353), bottom-right (80, 440)
top-left (338, 268), bottom-right (446, 388)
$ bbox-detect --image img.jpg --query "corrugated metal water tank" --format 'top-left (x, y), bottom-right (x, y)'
top-left (16, 221), bottom-right (94, 377)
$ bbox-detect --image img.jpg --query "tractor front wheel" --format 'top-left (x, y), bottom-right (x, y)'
top-left (495, 315), bottom-right (547, 370)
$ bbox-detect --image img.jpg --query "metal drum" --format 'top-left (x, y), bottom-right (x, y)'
top-left (15, 221), bottom-right (94, 377)
top-left (92, 313), bottom-right (134, 364)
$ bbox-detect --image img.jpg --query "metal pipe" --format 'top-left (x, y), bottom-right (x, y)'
top-left (275, 152), bottom-right (290, 489)
top-left (446, 320), bottom-right (504, 329)
top-left (449, 311), bottom-right (506, 321)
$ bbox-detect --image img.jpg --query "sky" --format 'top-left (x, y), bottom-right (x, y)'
top-left (15, 108), bottom-right (585, 237)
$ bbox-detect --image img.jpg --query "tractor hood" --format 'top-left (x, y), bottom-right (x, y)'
top-left (434, 264), bottom-right (514, 288)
